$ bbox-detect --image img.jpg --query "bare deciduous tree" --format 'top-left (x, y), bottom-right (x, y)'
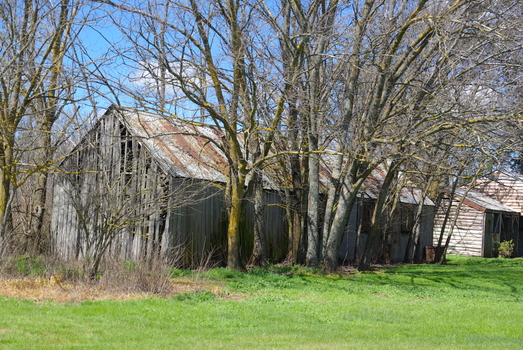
top-left (320, 0), bottom-right (523, 272)
top-left (0, 0), bottom-right (92, 255)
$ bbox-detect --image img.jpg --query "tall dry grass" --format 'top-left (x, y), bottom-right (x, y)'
top-left (0, 247), bottom-right (221, 302)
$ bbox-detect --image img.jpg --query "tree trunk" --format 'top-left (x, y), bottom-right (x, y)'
top-left (250, 176), bottom-right (266, 266)
top-left (404, 195), bottom-right (426, 263)
top-left (322, 154), bottom-right (344, 260)
top-left (434, 173), bottom-right (467, 264)
top-left (322, 160), bottom-right (373, 272)
top-left (359, 163), bottom-right (397, 272)
top-left (285, 170), bottom-right (307, 265)
top-left (0, 144), bottom-right (14, 255)
top-left (286, 111), bottom-right (308, 264)
top-left (25, 0), bottom-right (72, 254)
top-left (306, 137), bottom-right (320, 268)
top-left (0, 179), bottom-right (13, 258)
top-left (227, 172), bottom-right (245, 270)
top-left (28, 172), bottom-right (47, 254)
top-left (27, 119), bottom-right (56, 254)
top-left (322, 175), bottom-right (360, 272)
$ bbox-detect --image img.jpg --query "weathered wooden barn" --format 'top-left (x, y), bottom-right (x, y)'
top-left (433, 188), bottom-right (520, 258)
top-left (50, 106), bottom-right (288, 266)
top-left (338, 166), bottom-right (435, 263)
top-left (474, 171), bottom-right (523, 256)
top-left (51, 106), bottom-right (435, 266)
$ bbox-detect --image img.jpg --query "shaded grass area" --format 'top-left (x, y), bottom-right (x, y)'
top-left (1, 256), bottom-right (522, 349)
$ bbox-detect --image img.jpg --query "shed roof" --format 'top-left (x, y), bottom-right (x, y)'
top-left (488, 170), bottom-right (523, 182)
top-left (456, 189), bottom-right (520, 214)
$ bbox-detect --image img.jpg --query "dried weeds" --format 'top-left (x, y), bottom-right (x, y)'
top-left (0, 276), bottom-right (225, 303)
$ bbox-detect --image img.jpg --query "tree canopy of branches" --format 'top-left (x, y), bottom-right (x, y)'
top-left (0, 0), bottom-right (92, 255)
top-left (87, 0), bottom-right (522, 270)
top-left (1, 0), bottom-right (520, 270)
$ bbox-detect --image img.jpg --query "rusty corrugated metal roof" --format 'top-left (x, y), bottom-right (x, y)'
top-left (114, 107), bottom-right (433, 206)
top-left (118, 107), bottom-right (229, 182)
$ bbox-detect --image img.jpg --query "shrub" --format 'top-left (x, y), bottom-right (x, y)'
top-left (16, 256), bottom-right (46, 276)
top-left (498, 240), bottom-right (515, 258)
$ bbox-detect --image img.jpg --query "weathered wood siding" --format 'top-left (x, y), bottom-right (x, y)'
top-left (476, 172), bottom-right (523, 214)
top-left (434, 198), bottom-right (485, 257)
top-left (338, 200), bottom-right (434, 263)
top-left (160, 181), bottom-right (226, 265)
top-left (161, 184), bottom-right (287, 265)
top-left (51, 112), bottom-right (169, 261)
top-left (419, 206), bottom-right (435, 255)
top-left (241, 191), bottom-right (288, 261)
top-left (389, 205), bottom-right (435, 262)
top-left (50, 178), bottom-right (79, 260)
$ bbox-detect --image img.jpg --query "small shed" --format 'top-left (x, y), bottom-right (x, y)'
top-left (474, 171), bottom-right (523, 256)
top-left (434, 189), bottom-right (520, 257)
top-left (50, 106), bottom-right (288, 266)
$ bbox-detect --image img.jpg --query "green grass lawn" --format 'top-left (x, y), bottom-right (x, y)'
top-left (1, 255), bottom-right (522, 349)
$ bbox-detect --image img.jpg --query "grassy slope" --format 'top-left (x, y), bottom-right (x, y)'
top-left (1, 256), bottom-right (522, 349)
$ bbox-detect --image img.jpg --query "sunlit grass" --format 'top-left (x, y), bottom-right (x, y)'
top-left (1, 255), bottom-right (522, 349)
